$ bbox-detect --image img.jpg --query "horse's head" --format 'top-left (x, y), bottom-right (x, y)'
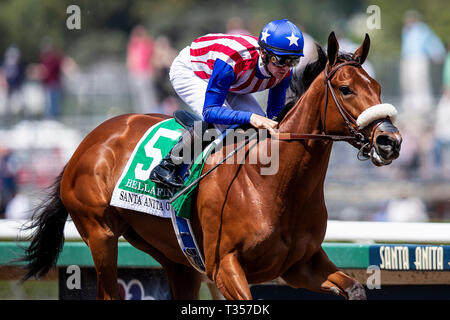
top-left (322, 32), bottom-right (402, 166)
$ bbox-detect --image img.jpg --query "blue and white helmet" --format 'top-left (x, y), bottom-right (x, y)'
top-left (258, 19), bottom-right (304, 57)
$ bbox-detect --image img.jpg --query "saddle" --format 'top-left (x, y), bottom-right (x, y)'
top-left (173, 110), bottom-right (207, 131)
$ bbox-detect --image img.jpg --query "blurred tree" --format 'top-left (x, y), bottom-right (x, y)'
top-left (0, 0), bottom-right (449, 70)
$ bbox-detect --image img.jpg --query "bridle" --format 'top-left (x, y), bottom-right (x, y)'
top-left (275, 59), bottom-right (385, 160)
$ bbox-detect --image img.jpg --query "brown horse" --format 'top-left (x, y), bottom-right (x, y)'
top-left (21, 32), bottom-right (401, 300)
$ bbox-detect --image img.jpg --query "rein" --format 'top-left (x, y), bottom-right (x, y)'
top-left (275, 60), bottom-right (374, 158)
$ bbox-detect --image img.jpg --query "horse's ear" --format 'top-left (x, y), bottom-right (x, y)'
top-left (327, 31), bottom-right (339, 66)
top-left (353, 33), bottom-right (370, 64)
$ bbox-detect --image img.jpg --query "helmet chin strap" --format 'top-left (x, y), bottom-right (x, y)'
top-left (259, 49), bottom-right (274, 77)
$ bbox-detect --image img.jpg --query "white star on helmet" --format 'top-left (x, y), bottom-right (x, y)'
top-left (261, 29), bottom-right (270, 42)
top-left (286, 32), bottom-right (299, 46)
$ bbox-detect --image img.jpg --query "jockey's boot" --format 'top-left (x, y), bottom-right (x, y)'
top-left (149, 127), bottom-right (195, 189)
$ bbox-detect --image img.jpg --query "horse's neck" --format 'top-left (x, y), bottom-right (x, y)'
top-left (279, 74), bottom-right (324, 135)
top-left (275, 74), bottom-right (333, 188)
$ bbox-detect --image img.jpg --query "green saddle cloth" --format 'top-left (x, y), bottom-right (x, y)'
top-left (110, 118), bottom-right (214, 219)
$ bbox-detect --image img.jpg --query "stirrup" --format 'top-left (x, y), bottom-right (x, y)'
top-left (149, 171), bottom-right (184, 189)
top-left (149, 160), bottom-right (184, 189)
top-left (149, 125), bottom-right (197, 189)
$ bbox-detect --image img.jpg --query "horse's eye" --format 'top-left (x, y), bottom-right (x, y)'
top-left (339, 86), bottom-right (353, 96)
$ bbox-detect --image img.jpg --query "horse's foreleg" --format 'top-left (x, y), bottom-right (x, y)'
top-left (281, 248), bottom-right (366, 300)
top-left (213, 252), bottom-right (252, 300)
top-left (324, 270), bottom-right (367, 300)
top-left (204, 276), bottom-right (225, 300)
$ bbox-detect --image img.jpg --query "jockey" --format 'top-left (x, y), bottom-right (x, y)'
top-left (150, 19), bottom-right (304, 189)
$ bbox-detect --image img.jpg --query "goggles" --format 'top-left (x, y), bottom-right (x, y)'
top-left (269, 54), bottom-right (300, 67)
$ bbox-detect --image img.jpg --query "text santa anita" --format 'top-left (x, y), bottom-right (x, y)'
top-left (379, 245), bottom-right (445, 270)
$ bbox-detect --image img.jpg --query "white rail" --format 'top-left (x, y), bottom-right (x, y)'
top-left (0, 219), bottom-right (449, 244)
top-left (0, 219), bottom-right (82, 241)
top-left (324, 220), bottom-right (450, 244)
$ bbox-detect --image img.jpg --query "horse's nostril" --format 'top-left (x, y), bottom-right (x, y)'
top-left (376, 134), bottom-right (402, 150)
top-left (375, 134), bottom-right (401, 160)
top-left (376, 135), bottom-right (395, 147)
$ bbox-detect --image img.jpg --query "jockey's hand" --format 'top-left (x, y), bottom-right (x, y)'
top-left (249, 114), bottom-right (278, 136)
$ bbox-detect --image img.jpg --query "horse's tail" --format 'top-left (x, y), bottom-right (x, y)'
top-left (19, 168), bottom-right (68, 282)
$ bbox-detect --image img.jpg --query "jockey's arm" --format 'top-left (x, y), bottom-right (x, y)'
top-left (202, 60), bottom-right (279, 134)
top-left (202, 59), bottom-right (253, 125)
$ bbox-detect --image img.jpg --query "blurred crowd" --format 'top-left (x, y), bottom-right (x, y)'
top-left (0, 12), bottom-right (449, 222)
top-left (0, 25), bottom-right (183, 219)
top-left (332, 10), bottom-right (450, 223)
top-left (397, 10), bottom-right (450, 182)
top-left (126, 25), bottom-right (180, 116)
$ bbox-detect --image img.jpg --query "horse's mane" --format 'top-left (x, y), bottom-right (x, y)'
top-left (275, 43), bottom-right (354, 122)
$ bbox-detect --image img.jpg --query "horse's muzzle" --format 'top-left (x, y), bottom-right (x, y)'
top-left (371, 119), bottom-right (402, 166)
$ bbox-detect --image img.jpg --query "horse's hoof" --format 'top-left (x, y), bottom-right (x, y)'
top-left (346, 282), bottom-right (367, 300)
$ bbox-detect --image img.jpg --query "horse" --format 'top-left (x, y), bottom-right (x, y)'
top-left (21, 32), bottom-right (402, 300)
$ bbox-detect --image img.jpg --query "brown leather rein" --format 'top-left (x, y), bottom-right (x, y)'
top-left (276, 61), bottom-right (367, 143)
